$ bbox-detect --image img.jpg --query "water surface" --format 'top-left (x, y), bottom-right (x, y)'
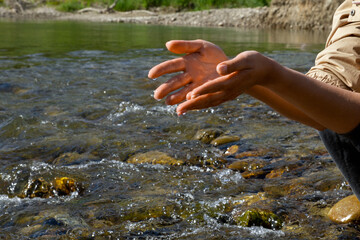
top-left (0, 21), bottom-right (356, 239)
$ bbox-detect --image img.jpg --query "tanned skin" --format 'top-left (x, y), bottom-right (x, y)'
top-left (148, 40), bottom-right (360, 134)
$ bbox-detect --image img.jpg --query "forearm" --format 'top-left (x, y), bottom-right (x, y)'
top-left (245, 85), bottom-right (325, 130)
top-left (264, 63), bottom-right (360, 134)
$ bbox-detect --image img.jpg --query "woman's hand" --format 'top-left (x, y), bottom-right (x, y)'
top-left (177, 51), bottom-right (278, 115)
top-left (148, 40), bottom-right (228, 105)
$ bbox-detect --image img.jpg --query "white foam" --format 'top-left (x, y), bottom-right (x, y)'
top-left (214, 169), bottom-right (243, 185)
top-left (247, 226), bottom-right (285, 238)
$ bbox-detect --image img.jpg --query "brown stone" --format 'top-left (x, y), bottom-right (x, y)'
top-left (242, 170), bottom-right (267, 179)
top-left (266, 168), bottom-right (287, 179)
top-left (127, 151), bottom-right (184, 166)
top-left (235, 151), bottom-right (263, 159)
top-left (53, 177), bottom-right (79, 196)
top-left (193, 128), bottom-right (223, 144)
top-left (328, 195), bottom-right (360, 223)
top-left (233, 192), bottom-right (267, 207)
top-left (224, 145), bottom-right (239, 156)
top-left (211, 135), bottom-right (240, 146)
top-left (227, 159), bottom-right (266, 172)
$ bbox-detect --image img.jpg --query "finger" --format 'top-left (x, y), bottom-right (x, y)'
top-left (154, 73), bottom-right (192, 100)
top-left (176, 92), bottom-right (227, 116)
top-left (148, 58), bottom-right (185, 79)
top-left (216, 51), bottom-right (257, 75)
top-left (189, 72), bottom-right (237, 98)
top-left (166, 40), bottom-right (203, 54)
top-left (165, 83), bottom-right (197, 105)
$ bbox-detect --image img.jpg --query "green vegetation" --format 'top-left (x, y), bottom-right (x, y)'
top-left (48, 0), bottom-right (271, 13)
top-left (117, 0), bottom-right (271, 11)
top-left (56, 0), bottom-right (85, 12)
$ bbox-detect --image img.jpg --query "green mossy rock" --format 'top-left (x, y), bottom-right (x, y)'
top-left (127, 151), bottom-right (184, 166)
top-left (19, 178), bottom-right (53, 198)
top-left (53, 177), bottom-right (83, 196)
top-left (19, 177), bottom-right (83, 198)
top-left (193, 128), bottom-right (223, 144)
top-left (233, 208), bottom-right (283, 230)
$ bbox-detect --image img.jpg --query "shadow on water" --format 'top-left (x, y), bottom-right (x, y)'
top-left (0, 21), bottom-right (357, 239)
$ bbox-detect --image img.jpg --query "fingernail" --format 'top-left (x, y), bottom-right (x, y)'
top-left (217, 64), bottom-right (227, 74)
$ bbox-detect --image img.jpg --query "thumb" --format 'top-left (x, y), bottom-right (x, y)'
top-left (216, 51), bottom-right (255, 75)
top-left (216, 63), bottom-right (228, 76)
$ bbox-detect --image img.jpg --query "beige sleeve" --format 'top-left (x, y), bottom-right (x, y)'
top-left (306, 0), bottom-right (360, 92)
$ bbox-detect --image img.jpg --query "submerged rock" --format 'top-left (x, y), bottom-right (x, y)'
top-left (227, 158), bottom-right (268, 179)
top-left (227, 159), bottom-right (267, 172)
top-left (80, 107), bottom-right (109, 120)
top-left (241, 170), bottom-right (267, 179)
top-left (233, 192), bottom-right (268, 207)
top-left (53, 177), bottom-right (83, 196)
top-left (235, 148), bottom-right (283, 159)
top-left (127, 151), bottom-right (184, 166)
top-left (193, 128), bottom-right (223, 144)
top-left (0, 83), bottom-right (28, 94)
top-left (19, 177), bottom-right (83, 198)
top-left (224, 145), bottom-right (239, 156)
top-left (328, 195), bottom-right (360, 223)
top-left (211, 135), bottom-right (240, 146)
top-left (52, 152), bottom-right (98, 166)
top-left (266, 168), bottom-right (287, 179)
top-left (19, 177), bottom-right (53, 198)
top-left (232, 208), bottom-right (283, 230)
top-left (235, 150), bottom-right (265, 159)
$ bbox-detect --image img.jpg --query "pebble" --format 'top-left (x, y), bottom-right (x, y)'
top-left (127, 151), bottom-right (184, 165)
top-left (232, 208), bottom-right (283, 230)
top-left (224, 145), bottom-right (239, 156)
top-left (227, 159), bottom-right (266, 171)
top-left (193, 128), bottom-right (223, 144)
top-left (328, 195), bottom-right (360, 223)
top-left (210, 135), bottom-right (240, 146)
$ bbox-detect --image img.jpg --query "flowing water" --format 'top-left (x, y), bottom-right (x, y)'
top-left (0, 20), bottom-right (358, 239)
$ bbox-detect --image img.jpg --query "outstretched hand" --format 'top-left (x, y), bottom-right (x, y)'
top-left (149, 40), bottom-right (276, 115)
top-left (179, 51), bottom-right (275, 115)
top-left (148, 40), bottom-right (228, 106)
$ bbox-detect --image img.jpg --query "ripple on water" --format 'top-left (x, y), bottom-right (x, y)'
top-left (0, 24), bottom-right (348, 239)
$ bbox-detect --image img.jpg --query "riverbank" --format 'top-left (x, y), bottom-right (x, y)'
top-left (0, 0), bottom-right (344, 30)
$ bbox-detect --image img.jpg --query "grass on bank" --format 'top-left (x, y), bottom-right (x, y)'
top-left (48, 0), bottom-right (271, 12)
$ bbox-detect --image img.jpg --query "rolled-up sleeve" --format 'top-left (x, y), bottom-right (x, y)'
top-left (306, 0), bottom-right (360, 92)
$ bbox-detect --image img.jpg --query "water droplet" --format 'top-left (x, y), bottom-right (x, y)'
top-left (152, 78), bottom-right (158, 81)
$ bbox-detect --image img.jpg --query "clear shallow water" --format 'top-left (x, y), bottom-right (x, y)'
top-left (0, 21), bottom-right (358, 239)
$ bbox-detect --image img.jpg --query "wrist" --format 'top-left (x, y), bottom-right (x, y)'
top-left (260, 56), bottom-right (286, 88)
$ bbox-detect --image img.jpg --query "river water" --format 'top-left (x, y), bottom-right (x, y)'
top-left (0, 20), bottom-right (358, 239)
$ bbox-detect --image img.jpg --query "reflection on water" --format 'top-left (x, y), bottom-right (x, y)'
top-left (0, 21), bottom-right (356, 239)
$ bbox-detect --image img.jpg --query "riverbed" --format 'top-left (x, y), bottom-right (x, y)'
top-left (0, 20), bottom-right (358, 239)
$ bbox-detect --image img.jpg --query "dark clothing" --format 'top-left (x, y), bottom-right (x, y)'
top-left (319, 124), bottom-right (360, 200)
